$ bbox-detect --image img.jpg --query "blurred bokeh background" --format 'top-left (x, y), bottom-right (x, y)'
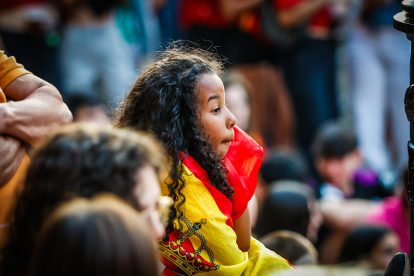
top-left (0, 0), bottom-right (409, 271)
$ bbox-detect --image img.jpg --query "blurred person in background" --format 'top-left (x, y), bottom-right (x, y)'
top-left (116, 0), bottom-right (166, 67)
top-left (0, 50), bottom-right (71, 247)
top-left (270, 0), bottom-right (346, 168)
top-left (312, 121), bottom-right (392, 264)
top-left (157, 0), bottom-right (182, 41)
top-left (65, 93), bottom-right (110, 125)
top-left (28, 195), bottom-right (159, 276)
top-left (222, 70), bottom-right (267, 150)
top-left (53, 0), bottom-right (136, 104)
top-left (181, 0), bottom-right (277, 66)
top-left (0, 124), bottom-right (168, 276)
top-left (270, 181), bottom-right (323, 244)
top-left (256, 149), bottom-right (308, 208)
top-left (347, 0), bottom-right (410, 175)
top-left (260, 230), bottom-right (318, 266)
top-left (338, 225), bottom-right (399, 271)
top-left (313, 121), bottom-right (391, 200)
top-left (221, 70), bottom-right (263, 230)
top-left (180, 0), bottom-right (296, 149)
top-left (0, 0), bottom-right (62, 89)
top-left (364, 168), bottom-right (410, 254)
top-left (222, 69), bottom-right (294, 156)
top-left (254, 190), bottom-right (310, 238)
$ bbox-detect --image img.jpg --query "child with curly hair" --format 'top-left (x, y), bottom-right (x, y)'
top-left (115, 42), bottom-right (292, 275)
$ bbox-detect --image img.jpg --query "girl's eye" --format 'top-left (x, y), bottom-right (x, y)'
top-left (213, 107), bottom-right (221, 114)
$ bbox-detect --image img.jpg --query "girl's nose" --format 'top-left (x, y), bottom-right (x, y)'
top-left (227, 109), bottom-right (237, 129)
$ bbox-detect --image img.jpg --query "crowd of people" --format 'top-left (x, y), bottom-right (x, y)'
top-left (0, 0), bottom-right (411, 275)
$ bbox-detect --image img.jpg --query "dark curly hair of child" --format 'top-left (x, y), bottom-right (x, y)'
top-left (115, 42), bottom-right (235, 234)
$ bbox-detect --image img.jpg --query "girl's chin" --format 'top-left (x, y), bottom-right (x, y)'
top-left (218, 141), bottom-right (231, 158)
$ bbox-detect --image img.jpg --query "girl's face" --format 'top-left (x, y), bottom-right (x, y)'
top-left (197, 74), bottom-right (237, 158)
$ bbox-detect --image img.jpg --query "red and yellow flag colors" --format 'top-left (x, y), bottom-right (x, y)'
top-left (159, 127), bottom-right (292, 275)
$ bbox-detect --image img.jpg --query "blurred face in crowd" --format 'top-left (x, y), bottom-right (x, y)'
top-left (225, 83), bottom-right (251, 131)
top-left (134, 165), bottom-right (165, 240)
top-left (317, 150), bottom-right (363, 195)
top-left (197, 74), bottom-right (237, 158)
top-left (74, 105), bottom-right (110, 126)
top-left (369, 232), bottom-right (399, 270)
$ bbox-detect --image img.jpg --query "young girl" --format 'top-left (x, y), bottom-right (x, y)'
top-left (116, 43), bottom-right (292, 275)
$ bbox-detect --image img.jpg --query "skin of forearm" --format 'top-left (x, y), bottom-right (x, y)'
top-left (233, 207), bottom-right (251, 252)
top-left (277, 0), bottom-right (327, 28)
top-left (1, 77), bottom-right (72, 145)
top-left (320, 199), bottom-right (378, 230)
top-left (0, 135), bottom-right (25, 188)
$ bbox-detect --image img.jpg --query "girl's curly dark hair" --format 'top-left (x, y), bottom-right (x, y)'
top-left (114, 42), bottom-right (235, 234)
top-left (0, 124), bottom-right (164, 276)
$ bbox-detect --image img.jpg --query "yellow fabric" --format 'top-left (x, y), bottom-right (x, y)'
top-left (160, 163), bottom-right (292, 275)
top-left (0, 50), bottom-right (31, 89)
top-left (0, 51), bottom-right (31, 247)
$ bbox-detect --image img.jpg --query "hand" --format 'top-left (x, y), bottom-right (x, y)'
top-left (0, 135), bottom-right (26, 188)
top-left (384, 252), bottom-right (411, 276)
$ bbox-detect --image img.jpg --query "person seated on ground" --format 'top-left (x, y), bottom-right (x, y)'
top-left (254, 190), bottom-right (310, 239)
top-left (270, 181), bottom-right (323, 244)
top-left (256, 149), bottom-right (308, 209)
top-left (365, 167), bottom-right (410, 254)
top-left (0, 50), bottom-right (72, 246)
top-left (28, 194), bottom-right (159, 276)
top-left (338, 225), bottom-right (399, 272)
top-left (65, 93), bottom-right (110, 125)
top-left (313, 121), bottom-right (391, 201)
top-left (260, 230), bottom-right (318, 266)
top-left (0, 124), bottom-right (170, 276)
top-left (312, 121), bottom-right (389, 264)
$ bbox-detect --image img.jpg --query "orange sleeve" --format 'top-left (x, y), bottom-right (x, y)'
top-left (0, 50), bottom-right (32, 91)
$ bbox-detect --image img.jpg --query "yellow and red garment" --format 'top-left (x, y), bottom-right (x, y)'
top-left (159, 126), bottom-right (292, 275)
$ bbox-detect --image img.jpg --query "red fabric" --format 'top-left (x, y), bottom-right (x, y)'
top-left (181, 126), bottom-right (263, 225)
top-left (273, 0), bottom-right (332, 28)
top-left (0, 0), bottom-right (44, 11)
top-left (179, 0), bottom-right (272, 43)
top-left (160, 230), bottom-right (217, 274)
top-left (224, 126), bottom-right (263, 221)
top-left (180, 0), bottom-right (234, 29)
